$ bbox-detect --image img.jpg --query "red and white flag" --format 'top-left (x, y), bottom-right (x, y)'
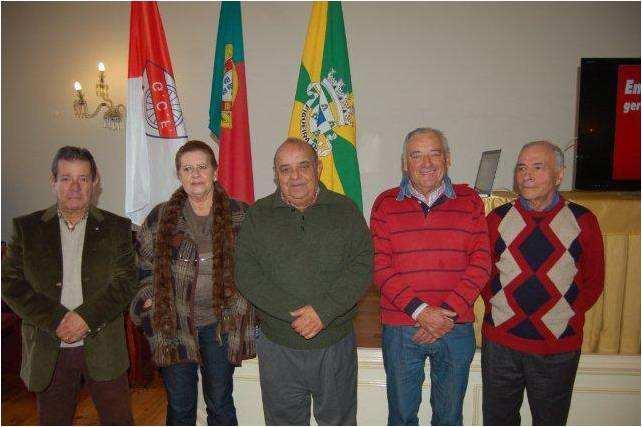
top-left (126, 1), bottom-right (188, 225)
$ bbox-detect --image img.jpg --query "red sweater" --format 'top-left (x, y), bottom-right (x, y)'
top-left (370, 184), bottom-right (491, 325)
top-left (482, 197), bottom-right (605, 354)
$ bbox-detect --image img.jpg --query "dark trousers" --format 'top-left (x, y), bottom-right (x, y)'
top-left (481, 339), bottom-right (581, 426)
top-left (36, 346), bottom-right (133, 425)
top-left (159, 322), bottom-right (237, 426)
top-left (256, 330), bottom-right (358, 426)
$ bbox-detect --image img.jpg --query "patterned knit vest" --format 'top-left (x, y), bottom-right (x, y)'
top-left (482, 197), bottom-right (604, 355)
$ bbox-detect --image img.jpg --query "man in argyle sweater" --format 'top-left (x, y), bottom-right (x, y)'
top-left (481, 141), bottom-right (604, 425)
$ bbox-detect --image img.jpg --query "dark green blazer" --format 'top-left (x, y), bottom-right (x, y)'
top-left (1, 205), bottom-right (137, 392)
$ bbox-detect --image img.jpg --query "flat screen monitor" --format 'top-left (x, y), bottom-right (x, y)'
top-left (575, 58), bottom-right (640, 191)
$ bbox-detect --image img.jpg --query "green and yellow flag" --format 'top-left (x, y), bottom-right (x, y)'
top-left (288, 1), bottom-right (362, 211)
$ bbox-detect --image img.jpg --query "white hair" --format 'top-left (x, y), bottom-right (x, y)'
top-left (402, 127), bottom-right (450, 157)
top-left (520, 140), bottom-right (565, 169)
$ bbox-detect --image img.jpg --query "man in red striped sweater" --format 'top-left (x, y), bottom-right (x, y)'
top-left (481, 141), bottom-right (604, 425)
top-left (371, 128), bottom-right (491, 425)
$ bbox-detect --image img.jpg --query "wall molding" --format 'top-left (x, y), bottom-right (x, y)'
top-left (197, 348), bottom-right (641, 425)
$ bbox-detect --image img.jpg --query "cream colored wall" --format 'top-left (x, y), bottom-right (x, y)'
top-left (202, 350), bottom-right (641, 425)
top-left (2, 2), bottom-right (639, 239)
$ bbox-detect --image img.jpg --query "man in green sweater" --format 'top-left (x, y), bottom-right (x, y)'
top-left (236, 137), bottom-right (373, 425)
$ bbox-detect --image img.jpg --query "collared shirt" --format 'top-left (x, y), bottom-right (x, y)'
top-left (519, 191), bottom-right (560, 212)
top-left (396, 175), bottom-right (456, 206)
top-left (279, 186), bottom-right (320, 210)
top-left (396, 175), bottom-right (456, 319)
top-left (57, 208), bottom-right (89, 232)
top-left (58, 209), bottom-right (88, 348)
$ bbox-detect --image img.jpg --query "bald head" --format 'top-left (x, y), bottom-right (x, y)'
top-left (518, 140), bottom-right (564, 170)
top-left (274, 137), bottom-right (318, 169)
top-left (514, 139), bottom-right (565, 211)
top-left (273, 137), bottom-right (322, 211)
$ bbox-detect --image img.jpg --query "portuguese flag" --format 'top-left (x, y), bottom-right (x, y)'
top-left (288, 1), bottom-right (362, 211)
top-left (209, 1), bottom-right (254, 204)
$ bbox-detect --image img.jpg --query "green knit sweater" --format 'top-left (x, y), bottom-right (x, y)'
top-left (235, 184), bottom-right (373, 349)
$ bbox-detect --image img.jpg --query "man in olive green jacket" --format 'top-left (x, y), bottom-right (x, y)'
top-left (1, 146), bottom-right (138, 425)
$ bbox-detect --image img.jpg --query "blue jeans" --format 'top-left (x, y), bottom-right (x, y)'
top-left (382, 323), bottom-right (476, 426)
top-left (159, 322), bottom-right (237, 425)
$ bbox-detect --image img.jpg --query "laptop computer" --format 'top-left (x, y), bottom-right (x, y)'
top-left (474, 149), bottom-right (501, 196)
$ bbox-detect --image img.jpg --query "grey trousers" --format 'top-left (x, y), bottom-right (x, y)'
top-left (481, 339), bottom-right (581, 426)
top-left (256, 330), bottom-right (358, 426)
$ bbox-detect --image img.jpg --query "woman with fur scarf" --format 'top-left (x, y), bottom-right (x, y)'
top-left (130, 140), bottom-right (255, 425)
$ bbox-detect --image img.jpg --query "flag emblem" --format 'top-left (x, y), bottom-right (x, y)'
top-left (221, 44), bottom-right (238, 129)
top-left (289, 1), bottom-right (363, 211)
top-left (300, 69), bottom-right (353, 157)
top-left (142, 61), bottom-right (186, 138)
top-left (208, 1), bottom-right (254, 204)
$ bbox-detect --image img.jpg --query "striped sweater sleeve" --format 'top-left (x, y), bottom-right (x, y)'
top-left (370, 195), bottom-right (423, 316)
top-left (440, 194), bottom-right (491, 318)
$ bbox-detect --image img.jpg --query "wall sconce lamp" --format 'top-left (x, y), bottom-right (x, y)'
top-left (73, 62), bottom-right (126, 131)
